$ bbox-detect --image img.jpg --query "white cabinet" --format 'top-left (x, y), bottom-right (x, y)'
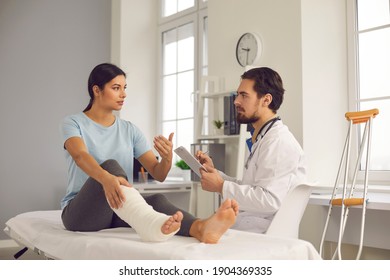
top-left (134, 181), bottom-right (193, 214)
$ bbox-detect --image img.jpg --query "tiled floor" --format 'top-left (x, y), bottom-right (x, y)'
top-left (0, 246), bottom-right (46, 260)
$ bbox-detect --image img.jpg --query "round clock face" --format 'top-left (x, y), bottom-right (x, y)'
top-left (236, 32), bottom-right (262, 67)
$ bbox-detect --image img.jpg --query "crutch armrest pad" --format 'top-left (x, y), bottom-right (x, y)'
top-left (345, 109), bottom-right (379, 124)
top-left (331, 198), bottom-right (365, 206)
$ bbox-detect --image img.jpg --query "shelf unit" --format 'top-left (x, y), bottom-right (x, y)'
top-left (197, 134), bottom-right (240, 141)
top-left (194, 76), bottom-right (249, 179)
top-left (192, 77), bottom-right (250, 215)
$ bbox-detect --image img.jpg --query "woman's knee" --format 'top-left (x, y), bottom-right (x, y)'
top-left (100, 159), bottom-right (121, 170)
top-left (100, 159), bottom-right (127, 178)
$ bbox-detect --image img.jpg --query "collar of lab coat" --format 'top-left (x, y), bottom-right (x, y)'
top-left (246, 117), bottom-right (281, 152)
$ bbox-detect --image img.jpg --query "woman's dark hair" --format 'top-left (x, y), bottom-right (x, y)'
top-left (83, 63), bottom-right (126, 112)
top-left (241, 67), bottom-right (285, 113)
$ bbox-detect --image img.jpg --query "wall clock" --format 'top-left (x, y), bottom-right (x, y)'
top-left (235, 32), bottom-right (262, 67)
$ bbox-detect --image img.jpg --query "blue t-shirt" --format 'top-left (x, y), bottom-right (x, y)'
top-left (60, 112), bottom-right (151, 209)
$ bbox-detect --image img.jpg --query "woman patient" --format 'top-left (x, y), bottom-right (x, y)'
top-left (60, 63), bottom-right (238, 242)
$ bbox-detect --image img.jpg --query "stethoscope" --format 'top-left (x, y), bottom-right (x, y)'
top-left (244, 116), bottom-right (281, 169)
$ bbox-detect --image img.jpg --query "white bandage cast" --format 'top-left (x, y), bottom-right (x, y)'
top-left (112, 186), bottom-right (179, 242)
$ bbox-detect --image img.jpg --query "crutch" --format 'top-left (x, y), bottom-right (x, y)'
top-left (319, 108), bottom-right (379, 260)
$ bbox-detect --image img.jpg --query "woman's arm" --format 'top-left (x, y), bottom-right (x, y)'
top-left (138, 133), bottom-right (174, 182)
top-left (64, 136), bottom-right (131, 209)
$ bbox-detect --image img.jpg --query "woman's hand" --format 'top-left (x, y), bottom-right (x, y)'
top-left (153, 132), bottom-right (174, 162)
top-left (139, 133), bottom-right (174, 182)
top-left (101, 173), bottom-right (131, 209)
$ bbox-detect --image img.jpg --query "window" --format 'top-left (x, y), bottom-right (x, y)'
top-left (348, 0), bottom-right (390, 182)
top-left (158, 0), bottom-right (208, 159)
top-left (161, 0), bottom-right (195, 17)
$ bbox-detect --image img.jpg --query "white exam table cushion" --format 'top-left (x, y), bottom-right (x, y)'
top-left (4, 210), bottom-right (321, 260)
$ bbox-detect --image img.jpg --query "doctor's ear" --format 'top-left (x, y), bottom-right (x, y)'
top-left (262, 93), bottom-right (273, 107)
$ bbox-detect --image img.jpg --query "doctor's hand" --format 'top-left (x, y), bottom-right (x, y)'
top-left (154, 132), bottom-right (174, 163)
top-left (196, 150), bottom-right (214, 168)
top-left (101, 173), bottom-right (131, 209)
top-left (199, 165), bottom-right (224, 194)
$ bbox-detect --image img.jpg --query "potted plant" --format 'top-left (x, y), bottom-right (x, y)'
top-left (175, 159), bottom-right (190, 170)
top-left (213, 119), bottom-right (224, 135)
top-left (175, 159), bottom-right (191, 181)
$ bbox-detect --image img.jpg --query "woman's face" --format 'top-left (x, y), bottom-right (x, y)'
top-left (95, 75), bottom-right (127, 111)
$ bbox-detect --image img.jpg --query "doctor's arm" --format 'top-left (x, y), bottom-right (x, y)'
top-left (199, 166), bottom-right (224, 193)
top-left (222, 180), bottom-right (282, 214)
top-left (223, 139), bottom-right (303, 214)
top-left (199, 165), bottom-right (280, 213)
top-left (198, 152), bottom-right (241, 193)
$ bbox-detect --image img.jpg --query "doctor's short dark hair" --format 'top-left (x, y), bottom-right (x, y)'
top-left (241, 67), bottom-right (285, 113)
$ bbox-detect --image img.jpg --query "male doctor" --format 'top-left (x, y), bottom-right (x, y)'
top-left (197, 67), bottom-right (307, 234)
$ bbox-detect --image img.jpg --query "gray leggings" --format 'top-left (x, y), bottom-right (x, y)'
top-left (61, 159), bottom-right (196, 236)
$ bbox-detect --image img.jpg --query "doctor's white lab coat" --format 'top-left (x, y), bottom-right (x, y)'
top-left (221, 120), bottom-right (307, 234)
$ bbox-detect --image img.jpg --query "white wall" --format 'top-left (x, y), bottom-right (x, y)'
top-left (299, 0), bottom-right (349, 250)
top-left (0, 0), bottom-right (111, 240)
top-left (301, 0), bottom-right (348, 186)
top-left (112, 0), bottom-right (158, 142)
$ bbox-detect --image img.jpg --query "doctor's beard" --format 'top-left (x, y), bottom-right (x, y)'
top-left (236, 111), bottom-right (259, 124)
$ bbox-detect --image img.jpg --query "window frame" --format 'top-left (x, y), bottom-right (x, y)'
top-left (197, 7), bottom-right (208, 78)
top-left (347, 0), bottom-right (390, 184)
top-left (158, 0), bottom-right (198, 24)
top-left (157, 1), bottom-right (208, 156)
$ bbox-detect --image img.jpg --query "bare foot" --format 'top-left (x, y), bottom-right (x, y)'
top-left (161, 211), bottom-right (183, 235)
top-left (190, 199), bottom-right (239, 244)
